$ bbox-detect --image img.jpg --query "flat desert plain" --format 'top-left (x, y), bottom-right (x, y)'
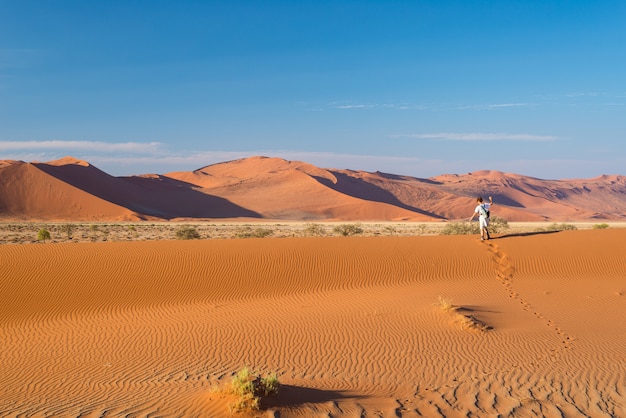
top-left (1, 228), bottom-right (625, 417)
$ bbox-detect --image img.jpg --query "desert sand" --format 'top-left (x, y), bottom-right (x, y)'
top-left (1, 228), bottom-right (625, 417)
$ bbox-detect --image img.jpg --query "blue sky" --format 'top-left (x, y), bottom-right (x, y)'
top-left (1, 0), bottom-right (625, 179)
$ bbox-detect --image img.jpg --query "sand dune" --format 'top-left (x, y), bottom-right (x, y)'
top-left (2, 155), bottom-right (626, 222)
top-left (1, 229), bottom-right (625, 416)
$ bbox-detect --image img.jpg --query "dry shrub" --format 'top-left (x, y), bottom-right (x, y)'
top-left (229, 367), bottom-right (279, 413)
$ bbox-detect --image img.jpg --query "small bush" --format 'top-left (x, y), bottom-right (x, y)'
top-left (415, 224), bottom-right (428, 235)
top-left (535, 223), bottom-right (578, 232)
top-left (37, 228), bottom-right (51, 242)
top-left (333, 224), bottom-right (364, 237)
top-left (383, 225), bottom-right (397, 235)
top-left (175, 226), bottom-right (201, 240)
top-left (229, 367), bottom-right (280, 413)
top-left (304, 223), bottom-right (327, 236)
top-left (59, 224), bottom-right (76, 240)
top-left (488, 216), bottom-right (509, 234)
top-left (440, 222), bottom-right (479, 235)
top-left (235, 227), bottom-right (274, 238)
top-left (593, 223), bottom-right (609, 229)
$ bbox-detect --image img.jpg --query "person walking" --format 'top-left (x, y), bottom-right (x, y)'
top-left (469, 196), bottom-right (493, 240)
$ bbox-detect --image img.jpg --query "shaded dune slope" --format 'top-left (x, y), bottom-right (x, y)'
top-left (0, 159), bottom-right (139, 221)
top-left (35, 157), bottom-right (260, 220)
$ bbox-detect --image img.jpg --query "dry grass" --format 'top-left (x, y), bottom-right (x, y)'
top-left (0, 221), bottom-right (624, 245)
top-left (228, 367), bottom-right (280, 413)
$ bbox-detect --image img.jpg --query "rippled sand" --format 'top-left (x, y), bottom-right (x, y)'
top-left (1, 229), bottom-right (625, 416)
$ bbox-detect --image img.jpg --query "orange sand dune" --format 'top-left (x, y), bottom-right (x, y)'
top-left (167, 156), bottom-right (434, 221)
top-left (0, 159), bottom-right (140, 221)
top-left (3, 155), bottom-right (626, 222)
top-left (1, 229), bottom-right (625, 416)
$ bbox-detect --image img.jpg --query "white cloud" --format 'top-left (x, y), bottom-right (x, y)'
top-left (456, 103), bottom-right (530, 110)
top-left (0, 140), bottom-right (163, 153)
top-left (403, 133), bottom-right (559, 141)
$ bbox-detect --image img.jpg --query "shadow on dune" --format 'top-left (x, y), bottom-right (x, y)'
top-left (457, 305), bottom-right (501, 315)
top-left (34, 162), bottom-right (261, 219)
top-left (314, 171), bottom-right (444, 219)
top-left (493, 230), bottom-right (561, 239)
top-left (263, 385), bottom-right (360, 410)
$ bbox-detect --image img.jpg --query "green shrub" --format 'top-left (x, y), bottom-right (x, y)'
top-left (175, 226), bottom-right (201, 240)
top-left (488, 216), bottom-right (510, 234)
top-left (383, 225), bottom-right (397, 235)
top-left (37, 228), bottom-right (51, 242)
top-left (304, 223), bottom-right (326, 236)
top-left (229, 367), bottom-right (280, 412)
top-left (440, 222), bottom-right (479, 235)
top-left (536, 223), bottom-right (578, 232)
top-left (235, 227), bottom-right (274, 238)
top-left (333, 224), bottom-right (364, 236)
top-left (592, 223), bottom-right (609, 229)
top-left (441, 217), bottom-right (508, 235)
top-left (415, 224), bottom-right (428, 235)
top-left (59, 224), bottom-right (76, 240)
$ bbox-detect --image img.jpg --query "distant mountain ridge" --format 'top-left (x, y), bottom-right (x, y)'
top-left (1, 156), bottom-right (625, 222)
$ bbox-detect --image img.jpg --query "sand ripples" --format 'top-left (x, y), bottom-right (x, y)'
top-left (1, 231), bottom-right (625, 416)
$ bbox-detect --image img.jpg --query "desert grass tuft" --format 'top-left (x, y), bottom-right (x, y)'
top-left (436, 296), bottom-right (456, 313)
top-left (228, 367), bottom-right (280, 413)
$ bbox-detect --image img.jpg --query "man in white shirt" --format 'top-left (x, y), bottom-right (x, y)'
top-left (469, 196), bottom-right (494, 240)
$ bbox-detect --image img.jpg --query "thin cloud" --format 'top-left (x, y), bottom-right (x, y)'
top-left (403, 133), bottom-right (559, 141)
top-left (0, 140), bottom-right (163, 153)
top-left (456, 103), bottom-right (530, 110)
top-left (327, 101), bottom-right (436, 111)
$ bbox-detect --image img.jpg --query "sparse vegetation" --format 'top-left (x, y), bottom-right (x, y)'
top-left (440, 221), bottom-right (479, 235)
top-left (383, 225), bottom-right (397, 235)
top-left (333, 224), bottom-right (364, 237)
top-left (304, 223), bottom-right (327, 236)
top-left (436, 296), bottom-right (455, 313)
top-left (175, 226), bottom-right (201, 240)
top-left (59, 223), bottom-right (76, 240)
top-left (535, 223), bottom-right (578, 232)
top-left (229, 367), bottom-right (280, 413)
top-left (415, 224), bottom-right (428, 235)
top-left (0, 221), bottom-right (621, 245)
top-left (37, 228), bottom-right (51, 242)
top-left (593, 223), bottom-right (609, 229)
top-left (487, 216), bottom-right (509, 234)
top-left (440, 217), bottom-right (508, 235)
top-left (235, 227), bottom-right (274, 238)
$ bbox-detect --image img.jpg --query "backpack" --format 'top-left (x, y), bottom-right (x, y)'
top-left (479, 204), bottom-right (490, 218)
